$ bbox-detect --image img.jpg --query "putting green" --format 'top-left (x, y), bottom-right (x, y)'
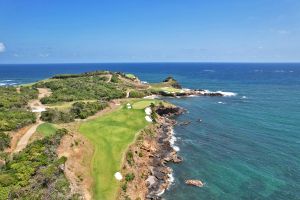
top-left (79, 104), bottom-right (149, 200)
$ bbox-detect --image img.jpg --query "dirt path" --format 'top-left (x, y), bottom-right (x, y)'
top-left (14, 120), bottom-right (43, 152)
top-left (14, 88), bottom-right (51, 153)
top-left (106, 74), bottom-right (112, 83)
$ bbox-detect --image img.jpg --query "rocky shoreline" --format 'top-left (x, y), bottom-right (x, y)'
top-left (118, 105), bottom-right (184, 200)
top-left (146, 116), bottom-right (183, 199)
top-left (158, 89), bottom-right (224, 97)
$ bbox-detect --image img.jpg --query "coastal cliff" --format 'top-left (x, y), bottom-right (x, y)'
top-left (118, 105), bottom-right (184, 200)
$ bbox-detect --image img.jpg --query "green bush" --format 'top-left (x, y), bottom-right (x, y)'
top-left (0, 87), bottom-right (37, 131)
top-left (0, 132), bottom-right (10, 151)
top-left (129, 90), bottom-right (149, 98)
top-left (41, 109), bottom-right (74, 123)
top-left (125, 173), bottom-right (135, 182)
top-left (36, 75), bottom-right (125, 104)
top-left (70, 101), bottom-right (108, 119)
top-left (0, 129), bottom-right (71, 199)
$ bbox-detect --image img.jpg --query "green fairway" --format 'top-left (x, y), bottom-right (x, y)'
top-left (132, 99), bottom-right (173, 109)
top-left (36, 123), bottom-right (57, 137)
top-left (125, 73), bottom-right (136, 79)
top-left (79, 104), bottom-right (149, 200)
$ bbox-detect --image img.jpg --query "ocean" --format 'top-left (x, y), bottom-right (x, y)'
top-left (0, 63), bottom-right (299, 199)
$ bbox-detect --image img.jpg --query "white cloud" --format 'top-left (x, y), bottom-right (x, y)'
top-left (39, 53), bottom-right (50, 57)
top-left (277, 30), bottom-right (290, 35)
top-left (0, 42), bottom-right (6, 52)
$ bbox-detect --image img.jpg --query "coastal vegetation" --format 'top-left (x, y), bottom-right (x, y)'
top-left (41, 101), bottom-right (108, 123)
top-left (35, 76), bottom-right (125, 104)
top-left (0, 132), bottom-right (10, 151)
top-left (0, 129), bottom-right (77, 200)
top-left (0, 86), bottom-right (37, 131)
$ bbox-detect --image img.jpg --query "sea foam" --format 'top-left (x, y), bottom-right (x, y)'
top-left (216, 91), bottom-right (237, 97)
top-left (169, 129), bottom-right (180, 151)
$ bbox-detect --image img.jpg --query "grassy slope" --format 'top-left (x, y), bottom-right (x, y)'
top-left (36, 123), bottom-right (57, 137)
top-left (79, 104), bottom-right (149, 200)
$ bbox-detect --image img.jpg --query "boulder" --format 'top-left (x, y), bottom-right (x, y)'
top-left (185, 179), bottom-right (204, 187)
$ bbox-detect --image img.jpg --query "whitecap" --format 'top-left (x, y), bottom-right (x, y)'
top-left (157, 189), bottom-right (165, 196)
top-left (241, 96), bottom-right (247, 99)
top-left (274, 70), bottom-right (285, 73)
top-left (254, 69), bottom-right (263, 72)
top-left (203, 69), bottom-right (215, 72)
top-left (167, 172), bottom-right (175, 185)
top-left (169, 129), bottom-right (180, 151)
top-left (218, 101), bottom-right (225, 104)
top-left (173, 146), bottom-right (180, 152)
top-left (216, 91), bottom-right (237, 97)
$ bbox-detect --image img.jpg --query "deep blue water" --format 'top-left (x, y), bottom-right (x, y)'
top-left (0, 63), bottom-right (299, 199)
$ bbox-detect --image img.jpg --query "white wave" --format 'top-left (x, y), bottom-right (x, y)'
top-left (254, 69), bottom-right (263, 72)
top-left (157, 189), bottom-right (165, 196)
top-left (203, 69), bottom-right (215, 72)
top-left (217, 101), bottom-right (225, 104)
top-left (167, 172), bottom-right (175, 185)
top-left (274, 70), bottom-right (285, 73)
top-left (289, 70), bottom-right (294, 73)
top-left (170, 129), bottom-right (180, 151)
top-left (216, 91), bottom-right (237, 97)
top-left (241, 96), bottom-right (247, 99)
top-left (0, 83), bottom-right (6, 86)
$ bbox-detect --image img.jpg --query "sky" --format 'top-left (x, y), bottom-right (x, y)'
top-left (0, 0), bottom-right (300, 63)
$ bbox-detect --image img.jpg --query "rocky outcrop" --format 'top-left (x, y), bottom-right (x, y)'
top-left (185, 179), bottom-right (204, 187)
top-left (155, 105), bottom-right (185, 117)
top-left (159, 89), bottom-right (223, 97)
top-left (163, 77), bottom-right (182, 89)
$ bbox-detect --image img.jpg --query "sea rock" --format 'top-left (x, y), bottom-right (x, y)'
top-left (178, 121), bottom-right (191, 126)
top-left (185, 179), bottom-right (204, 187)
top-left (155, 106), bottom-right (185, 117)
top-left (196, 118), bottom-right (202, 123)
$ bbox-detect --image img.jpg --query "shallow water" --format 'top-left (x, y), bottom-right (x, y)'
top-left (1, 63), bottom-right (299, 199)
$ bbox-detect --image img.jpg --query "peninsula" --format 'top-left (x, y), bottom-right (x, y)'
top-left (0, 71), bottom-right (225, 200)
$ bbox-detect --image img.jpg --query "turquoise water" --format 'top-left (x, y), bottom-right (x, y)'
top-left (0, 63), bottom-right (299, 199)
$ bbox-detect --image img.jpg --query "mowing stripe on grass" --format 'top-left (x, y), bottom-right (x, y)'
top-left (79, 106), bottom-right (148, 200)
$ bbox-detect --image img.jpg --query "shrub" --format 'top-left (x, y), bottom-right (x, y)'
top-left (126, 151), bottom-right (134, 165)
top-left (0, 132), bottom-right (10, 151)
top-left (70, 101), bottom-right (108, 119)
top-left (125, 173), bottom-right (135, 182)
top-left (41, 109), bottom-right (74, 123)
top-left (129, 90), bottom-right (148, 98)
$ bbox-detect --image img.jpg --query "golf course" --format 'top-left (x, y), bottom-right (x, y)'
top-left (79, 101), bottom-right (152, 200)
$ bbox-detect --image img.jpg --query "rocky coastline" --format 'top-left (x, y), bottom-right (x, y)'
top-left (118, 105), bottom-right (184, 200)
top-left (158, 89), bottom-right (224, 97)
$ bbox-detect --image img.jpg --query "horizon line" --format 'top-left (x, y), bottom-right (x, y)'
top-left (1, 61), bottom-right (300, 65)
